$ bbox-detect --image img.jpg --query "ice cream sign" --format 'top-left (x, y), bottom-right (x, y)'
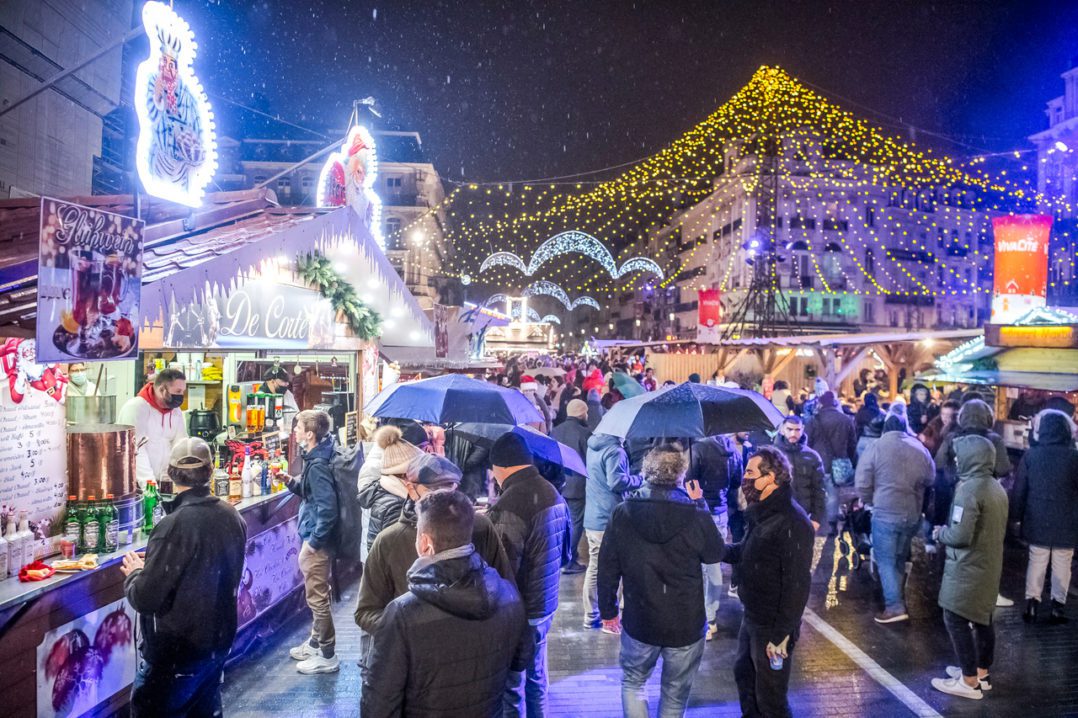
top-left (134, 1), bottom-right (218, 207)
top-left (990, 214), bottom-right (1052, 324)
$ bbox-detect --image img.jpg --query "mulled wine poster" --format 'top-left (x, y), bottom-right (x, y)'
top-left (237, 516), bottom-right (302, 628)
top-left (36, 197), bottom-right (144, 363)
top-left (36, 598), bottom-right (135, 718)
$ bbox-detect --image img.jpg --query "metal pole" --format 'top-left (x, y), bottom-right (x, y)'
top-left (0, 25), bottom-right (145, 118)
top-left (254, 138), bottom-right (344, 191)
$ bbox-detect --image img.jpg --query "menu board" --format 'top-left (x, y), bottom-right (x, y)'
top-left (343, 411), bottom-right (358, 448)
top-left (0, 339), bottom-right (68, 545)
top-left (262, 431), bottom-right (280, 456)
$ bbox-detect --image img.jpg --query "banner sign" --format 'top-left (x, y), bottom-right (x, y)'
top-left (236, 517), bottom-right (303, 629)
top-left (134, 1), bottom-right (218, 207)
top-left (162, 280), bottom-right (337, 350)
top-left (697, 289), bottom-right (722, 343)
top-left (37, 198), bottom-right (144, 363)
top-left (990, 214), bottom-right (1052, 324)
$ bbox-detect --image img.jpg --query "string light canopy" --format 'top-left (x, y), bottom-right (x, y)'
top-left (389, 66), bottom-right (1071, 301)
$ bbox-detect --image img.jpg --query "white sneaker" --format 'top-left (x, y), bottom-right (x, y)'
top-left (289, 642), bottom-right (317, 660)
top-left (705, 623), bottom-right (718, 641)
top-left (995, 594), bottom-right (1014, 607)
top-left (931, 675), bottom-right (983, 700)
top-left (728, 585), bottom-right (739, 598)
top-left (297, 653), bottom-right (340, 674)
top-left (945, 666), bottom-right (991, 691)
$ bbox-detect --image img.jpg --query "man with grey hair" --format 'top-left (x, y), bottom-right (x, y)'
top-left (598, 443), bottom-right (724, 717)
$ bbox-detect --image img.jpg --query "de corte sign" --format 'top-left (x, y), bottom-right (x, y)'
top-left (134, 1), bottom-right (218, 207)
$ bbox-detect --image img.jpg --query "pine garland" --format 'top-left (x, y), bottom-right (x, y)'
top-left (297, 251), bottom-right (383, 340)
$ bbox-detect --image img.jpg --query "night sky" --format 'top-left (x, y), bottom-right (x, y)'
top-left (179, 0), bottom-right (1078, 182)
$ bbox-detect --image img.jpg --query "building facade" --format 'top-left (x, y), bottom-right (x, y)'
top-left (217, 130), bottom-right (451, 309)
top-left (0, 0), bottom-right (133, 198)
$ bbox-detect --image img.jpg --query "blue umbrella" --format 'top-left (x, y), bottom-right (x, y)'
top-left (452, 423), bottom-right (587, 476)
top-left (594, 381), bottom-right (784, 440)
top-left (365, 374), bottom-right (542, 425)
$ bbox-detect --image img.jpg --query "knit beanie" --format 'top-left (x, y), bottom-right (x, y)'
top-left (376, 425), bottom-right (424, 475)
top-left (567, 399), bottom-right (589, 420)
top-left (490, 431), bottom-right (533, 468)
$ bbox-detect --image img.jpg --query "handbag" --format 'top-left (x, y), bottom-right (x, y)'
top-left (831, 457), bottom-right (855, 487)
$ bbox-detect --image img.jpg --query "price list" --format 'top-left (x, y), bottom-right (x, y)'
top-left (0, 385), bottom-right (67, 528)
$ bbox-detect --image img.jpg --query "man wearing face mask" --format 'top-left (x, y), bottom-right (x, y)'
top-left (259, 366), bottom-right (299, 437)
top-left (723, 446), bottom-right (814, 718)
top-left (66, 362), bottom-right (97, 397)
top-left (118, 368), bottom-right (188, 488)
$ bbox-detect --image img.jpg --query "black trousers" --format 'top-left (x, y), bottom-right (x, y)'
top-left (566, 497), bottom-right (585, 563)
top-left (131, 655), bottom-right (225, 718)
top-left (733, 619), bottom-right (795, 718)
top-left (943, 609), bottom-right (995, 677)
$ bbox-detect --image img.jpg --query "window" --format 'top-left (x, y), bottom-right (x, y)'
top-left (386, 177), bottom-right (402, 188)
top-left (301, 175), bottom-right (312, 189)
top-left (277, 178), bottom-right (290, 188)
top-left (864, 300), bottom-right (875, 323)
top-left (865, 248), bottom-right (875, 276)
top-left (790, 216), bottom-right (816, 230)
top-left (865, 206), bottom-right (875, 227)
top-left (788, 296), bottom-right (809, 317)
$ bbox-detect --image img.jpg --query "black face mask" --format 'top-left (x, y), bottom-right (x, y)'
top-left (275, 385), bottom-right (288, 395)
top-left (165, 392), bottom-right (185, 409)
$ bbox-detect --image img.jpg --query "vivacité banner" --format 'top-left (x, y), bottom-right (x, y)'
top-left (990, 214), bottom-right (1052, 324)
top-left (697, 289), bottom-right (722, 343)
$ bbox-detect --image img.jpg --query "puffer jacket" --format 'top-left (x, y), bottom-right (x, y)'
top-left (551, 417), bottom-right (592, 500)
top-left (1014, 412), bottom-right (1078, 548)
top-left (806, 405), bottom-right (857, 475)
top-left (598, 484), bottom-right (724, 647)
top-left (585, 433), bottom-right (644, 531)
top-left (855, 430), bottom-right (934, 525)
top-left (361, 550), bottom-right (527, 718)
top-left (488, 466), bottom-right (572, 619)
top-left (687, 435), bottom-right (742, 514)
top-left (935, 399), bottom-right (1012, 479)
top-left (358, 476), bottom-right (407, 550)
top-left (938, 435), bottom-right (1009, 625)
top-left (289, 434), bottom-right (339, 552)
top-left (774, 434), bottom-right (827, 525)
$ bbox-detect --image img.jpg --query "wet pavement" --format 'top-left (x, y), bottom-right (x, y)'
top-left (222, 533), bottom-right (1078, 716)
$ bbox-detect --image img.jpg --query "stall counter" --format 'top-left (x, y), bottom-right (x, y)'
top-left (0, 490), bottom-right (303, 718)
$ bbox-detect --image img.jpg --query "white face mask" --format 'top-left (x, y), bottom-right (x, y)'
top-left (69, 372), bottom-right (87, 386)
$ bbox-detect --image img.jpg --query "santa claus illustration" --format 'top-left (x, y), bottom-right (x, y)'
top-left (0, 338), bottom-right (68, 404)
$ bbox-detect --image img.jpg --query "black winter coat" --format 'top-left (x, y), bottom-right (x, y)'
top-left (124, 488), bottom-right (247, 666)
top-left (551, 417), bottom-right (592, 500)
top-left (361, 551), bottom-right (527, 718)
top-left (488, 466), bottom-right (572, 619)
top-left (855, 405), bottom-right (885, 440)
top-left (446, 432), bottom-right (490, 501)
top-left (723, 484), bottom-right (814, 645)
top-left (774, 435), bottom-right (827, 525)
top-left (806, 405), bottom-right (857, 474)
top-left (1014, 413), bottom-right (1078, 548)
top-left (358, 480), bottom-right (406, 551)
top-left (598, 484), bottom-right (724, 647)
top-left (687, 435), bottom-right (742, 514)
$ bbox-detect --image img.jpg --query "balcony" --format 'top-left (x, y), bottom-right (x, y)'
top-left (884, 294), bottom-right (935, 307)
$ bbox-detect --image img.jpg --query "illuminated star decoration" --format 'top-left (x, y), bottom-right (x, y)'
top-left (133, 1), bottom-right (219, 208)
top-left (523, 280), bottom-right (601, 311)
top-left (317, 125), bottom-right (384, 249)
top-left (479, 231), bottom-right (664, 280)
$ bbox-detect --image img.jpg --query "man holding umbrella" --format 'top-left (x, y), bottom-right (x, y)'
top-left (552, 399), bottom-right (592, 574)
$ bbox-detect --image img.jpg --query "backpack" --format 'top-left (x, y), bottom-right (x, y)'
top-left (326, 443), bottom-right (365, 561)
top-left (831, 457), bottom-right (855, 487)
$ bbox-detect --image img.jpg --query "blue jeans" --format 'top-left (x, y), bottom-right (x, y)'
top-left (504, 615), bottom-right (553, 718)
top-left (871, 515), bottom-right (920, 611)
top-left (703, 511), bottom-right (729, 623)
top-left (620, 631), bottom-right (706, 718)
top-left (130, 655), bottom-right (225, 718)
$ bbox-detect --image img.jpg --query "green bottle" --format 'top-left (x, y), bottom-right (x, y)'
top-left (63, 496), bottom-right (83, 551)
top-left (143, 481), bottom-right (160, 533)
top-left (100, 494), bottom-right (118, 553)
top-left (82, 496), bottom-right (100, 553)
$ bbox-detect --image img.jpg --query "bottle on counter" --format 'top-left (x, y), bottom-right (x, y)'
top-left (3, 510), bottom-right (19, 576)
top-left (228, 464), bottom-right (242, 504)
top-left (254, 457), bottom-right (266, 497)
top-left (100, 495), bottom-right (118, 553)
top-left (0, 512), bottom-right (10, 578)
top-left (143, 481), bottom-right (160, 534)
top-left (241, 446), bottom-right (253, 499)
top-left (82, 498), bottom-right (100, 553)
top-left (278, 450), bottom-right (289, 492)
top-left (13, 510), bottom-right (31, 568)
top-left (64, 497), bottom-right (82, 551)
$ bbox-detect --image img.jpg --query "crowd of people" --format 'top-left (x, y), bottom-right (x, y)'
top-left (116, 353), bottom-right (1078, 717)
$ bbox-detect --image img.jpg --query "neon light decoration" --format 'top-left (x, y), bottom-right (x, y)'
top-left (522, 280), bottom-right (601, 311)
top-left (540, 315), bottom-right (562, 325)
top-left (134, 1), bottom-right (218, 208)
top-left (479, 231), bottom-right (664, 280)
top-left (317, 126), bottom-right (384, 249)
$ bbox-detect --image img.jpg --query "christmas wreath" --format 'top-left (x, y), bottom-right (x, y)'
top-left (297, 252), bottom-right (383, 340)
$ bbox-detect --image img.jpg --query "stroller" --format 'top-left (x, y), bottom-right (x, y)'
top-left (838, 497), bottom-right (873, 571)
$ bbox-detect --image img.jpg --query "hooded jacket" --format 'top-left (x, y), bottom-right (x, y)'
top-left (361, 550), bottom-right (527, 718)
top-left (117, 384), bottom-right (188, 487)
top-left (1014, 412), bottom-right (1078, 548)
top-left (806, 403), bottom-right (857, 474)
top-left (598, 484), bottom-right (724, 647)
top-left (722, 483), bottom-right (815, 645)
top-left (124, 487), bottom-right (246, 667)
top-left (935, 399), bottom-right (1012, 480)
top-left (774, 434), bottom-right (827, 525)
top-left (937, 435), bottom-right (1009, 625)
top-left (488, 466), bottom-right (572, 619)
top-left (687, 434), bottom-right (743, 514)
top-left (354, 498), bottom-right (514, 632)
top-left (551, 417), bottom-right (592, 500)
top-left (289, 433), bottom-right (340, 551)
top-left (855, 430), bottom-right (934, 525)
top-left (585, 433), bottom-right (644, 531)
top-left (358, 476), bottom-right (407, 550)
top-left (586, 389), bottom-right (605, 433)
top-left (907, 383), bottom-right (937, 434)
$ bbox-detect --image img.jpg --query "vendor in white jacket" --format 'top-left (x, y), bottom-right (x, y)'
top-left (117, 368), bottom-right (188, 488)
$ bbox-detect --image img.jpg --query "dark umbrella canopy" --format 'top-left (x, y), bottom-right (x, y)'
top-left (452, 423), bottom-right (587, 476)
top-left (365, 374), bottom-right (542, 425)
top-left (611, 371), bottom-right (646, 398)
top-left (594, 381), bottom-right (784, 440)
